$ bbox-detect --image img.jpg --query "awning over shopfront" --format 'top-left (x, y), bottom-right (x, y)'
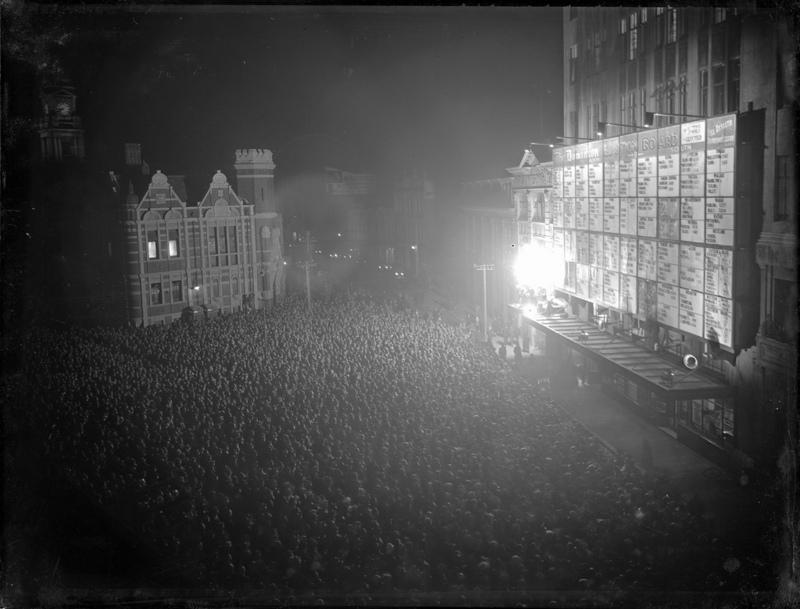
top-left (512, 304), bottom-right (733, 402)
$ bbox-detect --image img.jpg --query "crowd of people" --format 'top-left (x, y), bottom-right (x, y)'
top-left (10, 286), bottom-right (742, 598)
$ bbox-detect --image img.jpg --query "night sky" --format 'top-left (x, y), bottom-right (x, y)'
top-left (40, 5), bottom-right (563, 194)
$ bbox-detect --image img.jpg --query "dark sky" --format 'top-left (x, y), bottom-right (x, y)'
top-left (33, 5), bottom-right (564, 192)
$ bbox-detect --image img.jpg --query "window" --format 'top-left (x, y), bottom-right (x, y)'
top-left (678, 39), bottom-right (688, 75)
top-left (628, 12), bottom-right (639, 60)
top-left (601, 99), bottom-right (607, 122)
top-left (714, 7), bottom-right (726, 23)
top-left (713, 65), bottom-right (726, 114)
top-left (699, 30), bottom-right (708, 67)
top-left (667, 8), bottom-right (677, 44)
top-left (593, 103), bottom-right (599, 132)
top-left (654, 47), bottom-right (663, 84)
top-left (168, 228), bottom-right (179, 258)
top-left (628, 91), bottom-right (637, 125)
top-left (151, 282), bottom-right (162, 305)
top-left (665, 44), bottom-right (676, 81)
top-left (587, 105), bottom-right (592, 138)
top-left (147, 230), bottom-right (159, 259)
top-left (656, 9), bottom-right (664, 47)
top-left (171, 280), bottom-right (182, 302)
top-left (728, 58), bottom-right (740, 112)
top-left (569, 45), bottom-right (578, 84)
top-left (700, 69), bottom-right (709, 115)
top-left (666, 80), bottom-right (676, 118)
top-left (594, 31), bottom-right (603, 73)
top-left (570, 110), bottom-right (578, 138)
top-left (228, 226), bottom-right (238, 264)
top-left (679, 77), bottom-right (688, 117)
top-left (212, 278), bottom-right (220, 298)
top-left (620, 94), bottom-right (626, 123)
top-left (219, 227), bottom-right (227, 254)
top-left (640, 88), bottom-right (647, 126)
top-left (712, 29), bottom-right (724, 64)
top-left (776, 155), bottom-right (791, 221)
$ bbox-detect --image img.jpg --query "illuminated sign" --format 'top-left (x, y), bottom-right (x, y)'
top-left (549, 114), bottom-right (738, 348)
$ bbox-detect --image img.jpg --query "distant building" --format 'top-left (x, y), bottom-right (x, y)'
top-left (119, 149), bottom-right (286, 326)
top-left (462, 175), bottom-right (517, 320)
top-left (38, 84), bottom-right (86, 161)
top-left (370, 171), bottom-right (434, 276)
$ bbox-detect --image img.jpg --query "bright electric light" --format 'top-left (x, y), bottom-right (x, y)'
top-left (513, 243), bottom-right (560, 290)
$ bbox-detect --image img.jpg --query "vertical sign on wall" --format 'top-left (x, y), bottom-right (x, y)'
top-left (704, 115), bottom-right (737, 347)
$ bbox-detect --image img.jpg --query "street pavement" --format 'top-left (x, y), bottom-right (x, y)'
top-left (488, 332), bottom-right (764, 549)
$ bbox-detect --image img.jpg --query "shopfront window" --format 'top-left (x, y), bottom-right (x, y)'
top-left (679, 397), bottom-right (733, 445)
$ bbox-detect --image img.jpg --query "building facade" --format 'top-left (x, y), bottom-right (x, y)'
top-left (121, 149), bottom-right (285, 326)
top-left (542, 6), bottom-right (798, 471)
top-left (462, 176), bottom-right (517, 324)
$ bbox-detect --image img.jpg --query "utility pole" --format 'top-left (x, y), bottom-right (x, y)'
top-left (297, 231), bottom-right (316, 311)
top-left (475, 264), bottom-right (494, 342)
top-left (258, 269), bottom-right (269, 359)
top-left (298, 260), bottom-right (316, 311)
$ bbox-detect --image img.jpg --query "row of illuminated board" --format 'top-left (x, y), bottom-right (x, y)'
top-left (549, 196), bottom-right (734, 246)
top-left (550, 115), bottom-right (737, 183)
top-left (559, 266), bottom-right (733, 348)
top-left (553, 161), bottom-right (734, 197)
top-left (540, 231), bottom-right (734, 347)
top-left (551, 231), bottom-right (733, 297)
top-left (551, 149), bottom-right (734, 197)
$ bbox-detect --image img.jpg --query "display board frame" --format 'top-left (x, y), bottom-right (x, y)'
top-left (548, 114), bottom-right (739, 351)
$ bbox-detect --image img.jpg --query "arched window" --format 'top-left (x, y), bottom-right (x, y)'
top-left (232, 276), bottom-right (239, 295)
top-left (212, 278), bottom-right (220, 298)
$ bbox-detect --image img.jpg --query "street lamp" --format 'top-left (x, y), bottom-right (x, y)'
top-left (475, 264), bottom-right (494, 342)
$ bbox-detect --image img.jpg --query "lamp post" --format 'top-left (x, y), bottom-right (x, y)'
top-left (475, 264), bottom-right (494, 342)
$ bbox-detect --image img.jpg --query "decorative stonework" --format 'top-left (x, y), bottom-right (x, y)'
top-left (756, 232), bottom-right (798, 270)
top-left (211, 170), bottom-right (229, 187)
top-left (235, 149), bottom-right (274, 165)
top-left (151, 171), bottom-right (169, 186)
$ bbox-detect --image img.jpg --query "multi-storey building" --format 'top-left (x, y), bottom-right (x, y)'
top-left (463, 175), bottom-right (517, 324)
top-left (120, 149), bottom-right (286, 326)
top-left (520, 6), bottom-right (798, 471)
top-left (338, 170), bottom-right (434, 276)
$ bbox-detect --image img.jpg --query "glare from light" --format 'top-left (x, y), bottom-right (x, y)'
top-left (513, 243), bottom-right (560, 290)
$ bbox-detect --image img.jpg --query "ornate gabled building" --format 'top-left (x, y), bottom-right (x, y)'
top-left (121, 150), bottom-right (285, 327)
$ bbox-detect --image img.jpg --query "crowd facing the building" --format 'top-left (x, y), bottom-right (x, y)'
top-left (7, 285), bottom-right (775, 602)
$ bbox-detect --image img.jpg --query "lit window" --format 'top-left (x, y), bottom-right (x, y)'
top-left (168, 228), bottom-right (179, 258)
top-left (667, 8), bottom-right (677, 44)
top-left (714, 7), bottom-right (726, 23)
top-left (147, 230), bottom-right (158, 259)
top-left (569, 44), bottom-right (578, 84)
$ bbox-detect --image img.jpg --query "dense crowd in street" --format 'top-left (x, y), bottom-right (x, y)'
top-left (11, 288), bottom-right (731, 596)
